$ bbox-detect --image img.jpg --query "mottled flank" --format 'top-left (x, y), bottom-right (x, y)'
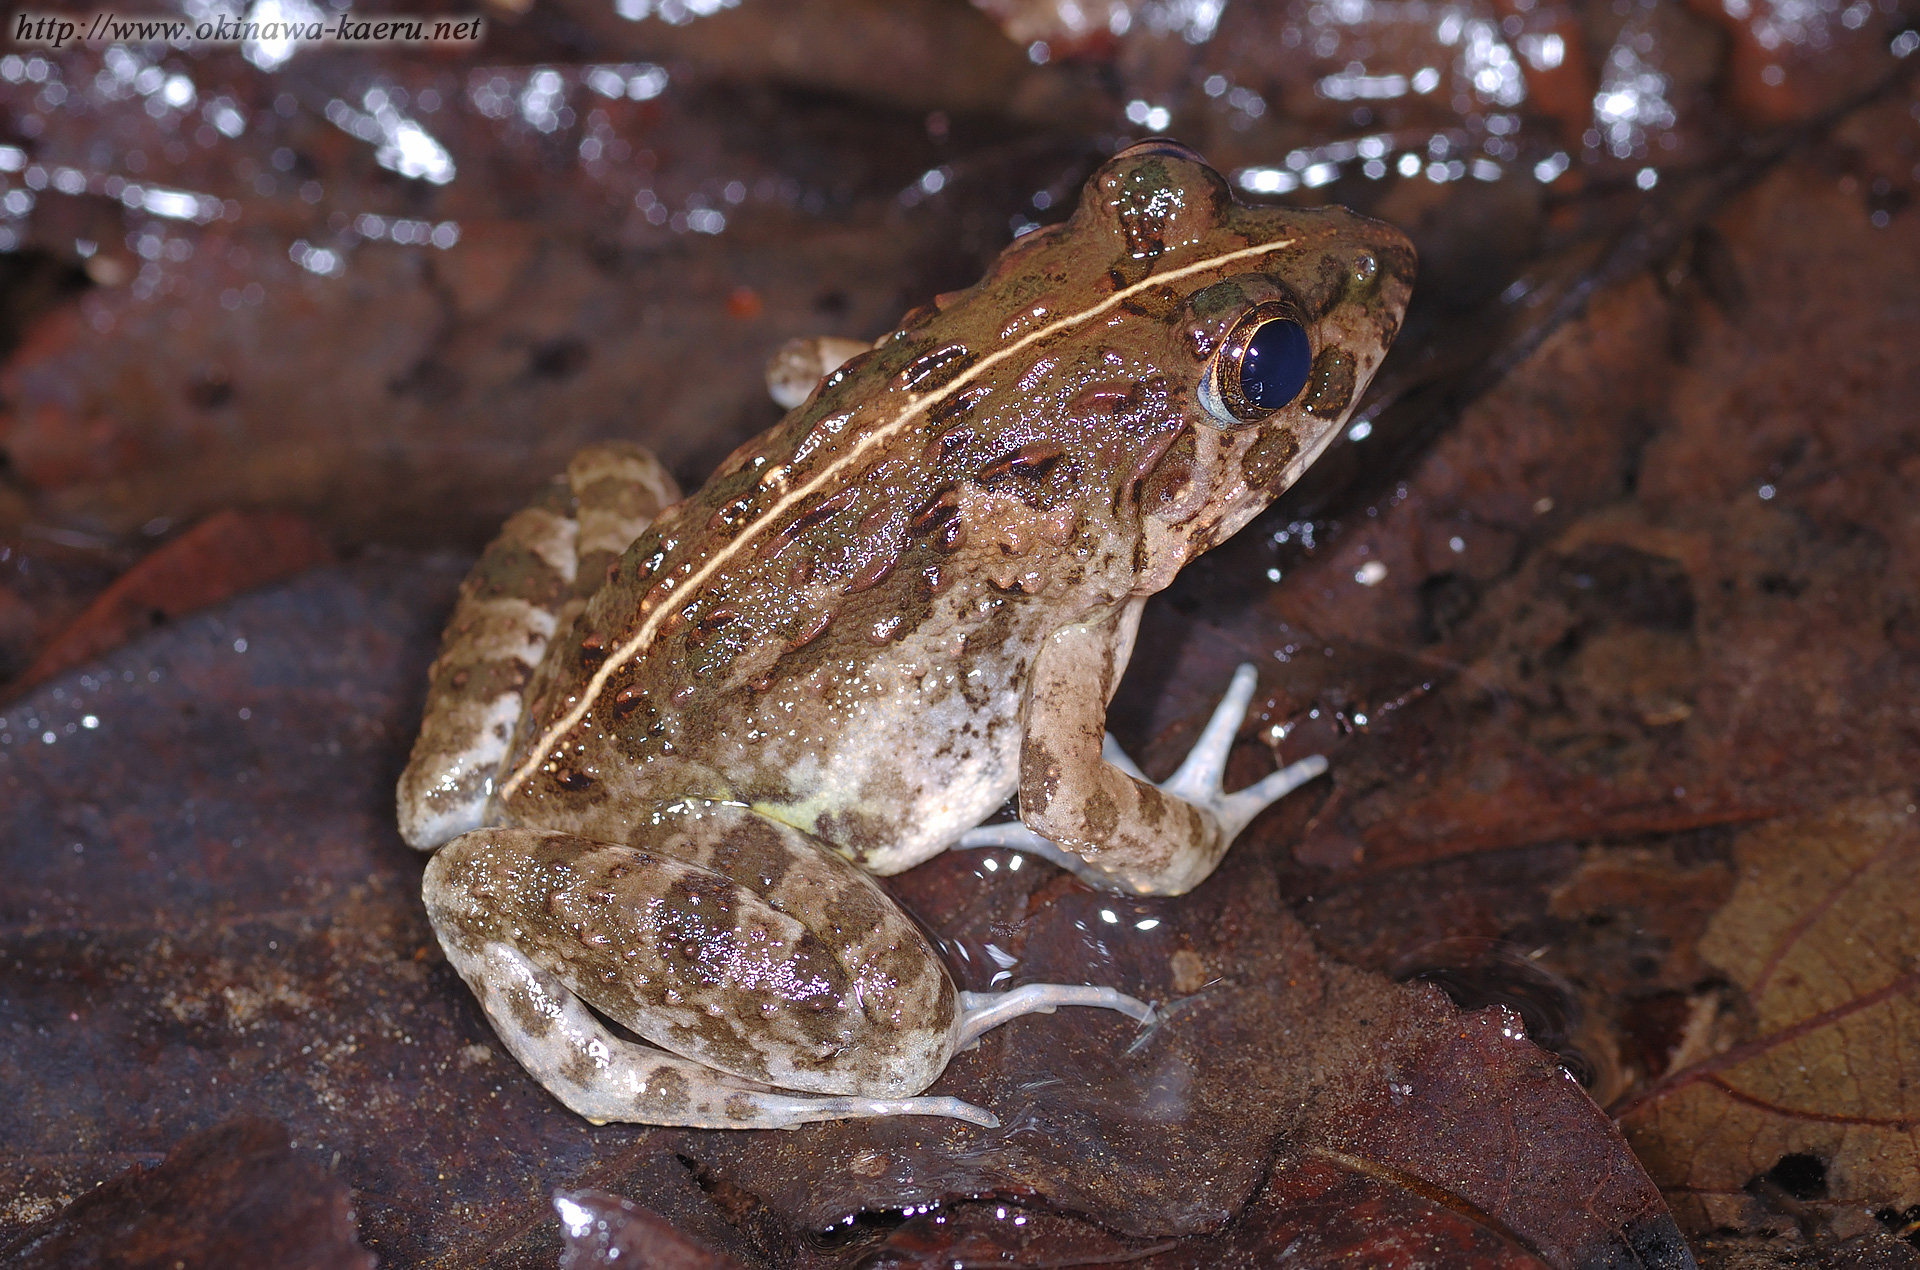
top-left (399, 140), bottom-right (1411, 1127)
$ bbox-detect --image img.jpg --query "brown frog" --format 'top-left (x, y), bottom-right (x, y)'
top-left (397, 141), bottom-right (1413, 1130)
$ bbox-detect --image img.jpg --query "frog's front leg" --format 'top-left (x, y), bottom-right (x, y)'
top-left (974, 620), bottom-right (1327, 896)
top-left (422, 806), bottom-right (1149, 1129)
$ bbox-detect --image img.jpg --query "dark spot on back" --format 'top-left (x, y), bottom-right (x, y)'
top-left (767, 487), bottom-right (859, 555)
top-left (978, 440), bottom-right (1064, 484)
top-left (844, 549), bottom-right (901, 594)
top-left (896, 343), bottom-right (976, 393)
top-left (784, 608), bottom-right (833, 653)
top-left (908, 486), bottom-right (961, 536)
top-left (1069, 383), bottom-right (1134, 416)
top-left (929, 387), bottom-right (989, 428)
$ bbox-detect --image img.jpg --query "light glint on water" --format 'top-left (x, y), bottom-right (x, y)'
top-left (1592, 36), bottom-right (1677, 158)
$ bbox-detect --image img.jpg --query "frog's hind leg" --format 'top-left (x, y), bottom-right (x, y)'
top-left (423, 813), bottom-right (1018, 1129)
top-left (562, 442), bottom-right (679, 602)
top-left (438, 935), bottom-right (997, 1129)
top-left (440, 937), bottom-right (1146, 1127)
top-left (395, 482), bottom-right (578, 850)
top-left (395, 443), bottom-right (678, 850)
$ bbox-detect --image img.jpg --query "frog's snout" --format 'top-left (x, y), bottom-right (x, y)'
top-left (1355, 218), bottom-right (1419, 295)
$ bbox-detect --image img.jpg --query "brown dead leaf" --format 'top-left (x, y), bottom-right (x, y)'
top-left (1617, 798), bottom-right (1920, 1233)
top-left (556, 1190), bottom-right (746, 1270)
top-left (854, 1150), bottom-right (1558, 1266)
top-left (0, 1115), bottom-right (372, 1270)
top-left (12, 510), bottom-right (334, 693)
top-left (0, 557), bottom-right (1685, 1269)
top-left (1, 7), bottom-right (1914, 1268)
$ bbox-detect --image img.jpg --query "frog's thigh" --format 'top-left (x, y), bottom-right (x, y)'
top-left (395, 446), bottom-right (678, 851)
top-left (1019, 621), bottom-right (1227, 896)
top-left (565, 441), bottom-right (679, 599)
top-left (422, 817), bottom-right (975, 1128)
top-left (396, 481), bottom-right (582, 850)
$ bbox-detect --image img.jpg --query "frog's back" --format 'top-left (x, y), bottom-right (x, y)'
top-left (490, 141), bottom-right (1412, 868)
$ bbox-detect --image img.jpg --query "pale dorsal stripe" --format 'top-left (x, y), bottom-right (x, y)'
top-left (499, 235), bottom-right (1298, 799)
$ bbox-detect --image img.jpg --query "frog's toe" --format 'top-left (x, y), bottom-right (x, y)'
top-left (1212, 752), bottom-right (1328, 838)
top-left (955, 983), bottom-right (1155, 1048)
top-left (958, 820), bottom-right (1079, 866)
top-left (1159, 663), bottom-right (1262, 801)
top-left (1160, 663), bottom-right (1328, 840)
top-left (757, 1093), bottom-right (1000, 1130)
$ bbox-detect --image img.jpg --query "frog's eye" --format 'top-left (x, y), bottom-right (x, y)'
top-left (1199, 303), bottom-right (1312, 426)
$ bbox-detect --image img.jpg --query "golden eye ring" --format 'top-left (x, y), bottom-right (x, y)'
top-left (1199, 302), bottom-right (1313, 427)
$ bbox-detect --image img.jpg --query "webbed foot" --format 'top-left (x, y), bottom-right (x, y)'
top-left (1157, 663), bottom-right (1328, 841)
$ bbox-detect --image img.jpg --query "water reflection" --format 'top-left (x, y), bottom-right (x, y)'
top-left (0, 0), bottom-right (1905, 299)
top-left (0, 0), bottom-right (1908, 562)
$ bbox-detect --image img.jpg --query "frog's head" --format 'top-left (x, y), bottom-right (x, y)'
top-left (967, 139), bottom-right (1414, 588)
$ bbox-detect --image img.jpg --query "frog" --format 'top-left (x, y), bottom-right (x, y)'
top-left (396, 140), bottom-right (1413, 1131)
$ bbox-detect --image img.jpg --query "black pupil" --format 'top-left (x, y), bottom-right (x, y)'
top-left (1239, 319), bottom-right (1312, 412)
